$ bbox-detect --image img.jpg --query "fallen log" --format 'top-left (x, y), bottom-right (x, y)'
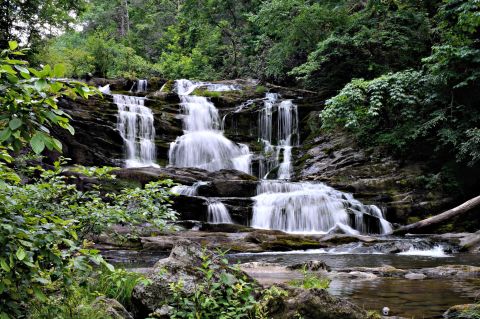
top-left (393, 195), bottom-right (480, 235)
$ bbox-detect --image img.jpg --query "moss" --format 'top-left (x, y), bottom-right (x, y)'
top-left (160, 80), bottom-right (174, 93)
top-left (406, 216), bottom-right (422, 224)
top-left (192, 88), bottom-right (222, 98)
top-left (255, 85), bottom-right (267, 94)
top-left (260, 237), bottom-right (322, 251)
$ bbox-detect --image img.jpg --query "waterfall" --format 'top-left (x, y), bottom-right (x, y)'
top-left (251, 181), bottom-right (392, 235)
top-left (168, 79), bottom-right (251, 173)
top-left (258, 94), bottom-right (298, 179)
top-left (251, 93), bottom-right (392, 235)
top-left (171, 181), bottom-right (208, 196)
top-left (207, 201), bottom-right (233, 224)
top-left (136, 79), bottom-right (148, 92)
top-left (114, 94), bottom-right (158, 168)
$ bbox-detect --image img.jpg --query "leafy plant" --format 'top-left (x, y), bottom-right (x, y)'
top-left (0, 41), bottom-right (96, 156)
top-left (92, 266), bottom-right (150, 307)
top-left (288, 265), bottom-right (331, 290)
top-left (0, 161), bottom-right (176, 317)
top-left (168, 249), bottom-right (257, 319)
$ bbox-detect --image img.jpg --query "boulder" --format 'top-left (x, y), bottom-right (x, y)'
top-left (267, 285), bottom-right (369, 319)
top-left (444, 304), bottom-right (480, 318)
top-left (92, 296), bottom-right (134, 319)
top-left (131, 239), bottom-right (257, 317)
top-left (287, 260), bottom-right (331, 272)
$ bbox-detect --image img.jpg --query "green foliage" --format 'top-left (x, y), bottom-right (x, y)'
top-left (168, 249), bottom-right (257, 319)
top-left (321, 0), bottom-right (480, 172)
top-left (291, 3), bottom-right (431, 90)
top-left (0, 162), bottom-right (176, 317)
top-left (28, 286), bottom-right (113, 319)
top-left (0, 42), bottom-right (96, 156)
top-left (70, 165), bottom-right (119, 180)
top-left (92, 266), bottom-right (150, 307)
top-left (254, 286), bottom-right (288, 319)
top-left (288, 265), bottom-right (331, 290)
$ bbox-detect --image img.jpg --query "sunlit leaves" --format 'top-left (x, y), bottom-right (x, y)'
top-left (0, 41), bottom-right (97, 158)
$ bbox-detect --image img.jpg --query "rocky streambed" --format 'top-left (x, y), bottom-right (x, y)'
top-left (97, 224), bottom-right (480, 319)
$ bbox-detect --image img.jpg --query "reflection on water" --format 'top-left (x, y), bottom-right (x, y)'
top-left (329, 277), bottom-right (480, 319)
top-left (230, 252), bottom-right (480, 318)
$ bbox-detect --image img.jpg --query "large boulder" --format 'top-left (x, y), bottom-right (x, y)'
top-left (131, 239), bottom-right (257, 317)
top-left (92, 296), bottom-right (134, 319)
top-left (444, 304), bottom-right (480, 318)
top-left (267, 285), bottom-right (369, 319)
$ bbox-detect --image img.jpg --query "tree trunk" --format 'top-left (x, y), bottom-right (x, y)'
top-left (393, 195), bottom-right (480, 234)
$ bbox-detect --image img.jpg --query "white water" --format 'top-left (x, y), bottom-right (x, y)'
top-left (169, 79), bottom-right (251, 173)
top-left (171, 181), bottom-right (208, 196)
top-left (98, 84), bottom-right (111, 94)
top-left (208, 201), bottom-right (233, 224)
top-left (258, 94), bottom-right (298, 179)
top-left (114, 94), bottom-right (158, 168)
top-left (136, 79), bottom-right (148, 92)
top-left (251, 180), bottom-right (392, 235)
top-left (397, 245), bottom-right (451, 258)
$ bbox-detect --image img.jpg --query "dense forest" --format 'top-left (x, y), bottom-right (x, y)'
top-left (1, 0), bottom-right (480, 318)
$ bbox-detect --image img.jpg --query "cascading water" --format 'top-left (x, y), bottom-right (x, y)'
top-left (251, 93), bottom-right (392, 235)
top-left (114, 94), bottom-right (158, 168)
top-left (251, 181), bottom-right (392, 235)
top-left (258, 94), bottom-right (298, 179)
top-left (168, 79), bottom-right (251, 173)
top-left (170, 181), bottom-right (208, 196)
top-left (136, 79), bottom-right (148, 92)
top-left (207, 201), bottom-right (233, 224)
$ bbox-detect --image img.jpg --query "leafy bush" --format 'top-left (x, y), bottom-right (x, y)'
top-left (0, 41), bottom-right (96, 156)
top-left (168, 249), bottom-right (257, 319)
top-left (0, 162), bottom-right (176, 317)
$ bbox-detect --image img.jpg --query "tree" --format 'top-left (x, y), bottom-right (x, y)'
top-left (0, 0), bottom-right (86, 49)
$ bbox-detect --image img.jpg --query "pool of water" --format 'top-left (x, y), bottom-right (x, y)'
top-left (230, 251), bottom-right (480, 318)
top-left (329, 277), bottom-right (480, 318)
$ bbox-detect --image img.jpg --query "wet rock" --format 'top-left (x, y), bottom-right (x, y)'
top-left (267, 285), bottom-right (369, 319)
top-left (131, 239), bottom-right (257, 317)
top-left (436, 231), bottom-right (480, 253)
top-left (404, 273), bottom-right (426, 280)
top-left (115, 167), bottom-right (257, 186)
top-left (136, 229), bottom-right (326, 253)
top-left (288, 260), bottom-right (331, 272)
top-left (338, 265), bottom-right (480, 279)
top-left (444, 304), bottom-right (480, 318)
top-left (92, 296), bottom-right (133, 319)
top-left (296, 132), bottom-right (455, 225)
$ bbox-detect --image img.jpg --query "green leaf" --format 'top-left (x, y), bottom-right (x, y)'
top-left (8, 118), bottom-right (22, 130)
top-left (8, 41), bottom-right (18, 50)
top-left (16, 247), bottom-right (26, 261)
top-left (34, 79), bottom-right (48, 91)
top-left (0, 129), bottom-right (11, 142)
top-left (0, 258), bottom-right (10, 272)
top-left (33, 287), bottom-right (47, 302)
top-left (30, 133), bottom-right (45, 154)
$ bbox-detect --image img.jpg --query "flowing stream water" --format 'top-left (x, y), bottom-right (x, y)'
top-left (114, 94), bottom-right (158, 168)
